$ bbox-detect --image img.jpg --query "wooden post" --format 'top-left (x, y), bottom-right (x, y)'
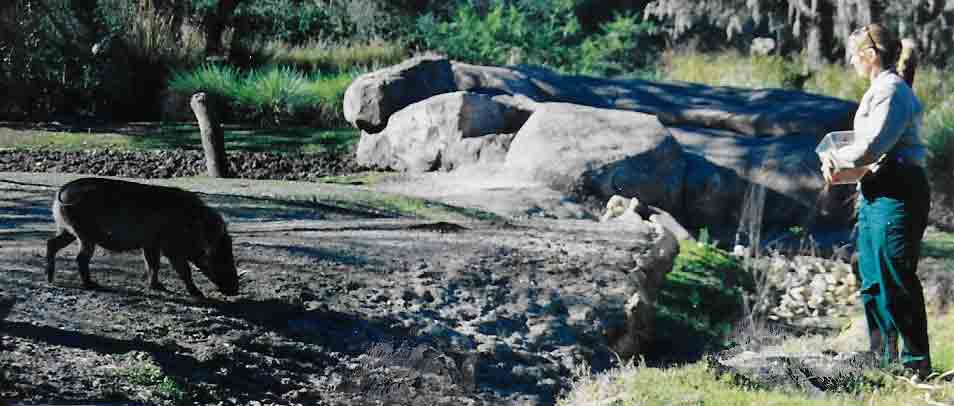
top-left (190, 92), bottom-right (230, 178)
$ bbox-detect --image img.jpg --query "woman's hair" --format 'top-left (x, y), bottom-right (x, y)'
top-left (849, 23), bottom-right (919, 87)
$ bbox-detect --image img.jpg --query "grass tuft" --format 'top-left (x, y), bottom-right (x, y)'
top-left (168, 64), bottom-right (357, 128)
top-left (263, 40), bottom-right (409, 73)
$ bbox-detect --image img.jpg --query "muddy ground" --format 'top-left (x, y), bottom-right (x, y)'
top-left (0, 173), bottom-right (667, 406)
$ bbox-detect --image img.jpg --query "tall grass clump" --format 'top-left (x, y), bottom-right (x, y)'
top-left (168, 64), bottom-right (356, 127)
top-left (168, 64), bottom-right (241, 100)
top-left (664, 51), bottom-right (954, 113)
top-left (301, 71), bottom-right (355, 127)
top-left (802, 63), bottom-right (869, 101)
top-left (232, 66), bottom-right (313, 127)
top-left (263, 40), bottom-right (408, 73)
top-left (663, 51), bottom-right (815, 91)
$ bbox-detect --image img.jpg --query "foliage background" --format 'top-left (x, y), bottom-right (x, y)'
top-left (0, 0), bottom-right (951, 162)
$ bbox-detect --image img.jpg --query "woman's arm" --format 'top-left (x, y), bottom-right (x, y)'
top-left (830, 82), bottom-right (913, 169)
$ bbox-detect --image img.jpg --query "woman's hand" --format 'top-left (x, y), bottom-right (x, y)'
top-left (820, 153), bottom-right (835, 184)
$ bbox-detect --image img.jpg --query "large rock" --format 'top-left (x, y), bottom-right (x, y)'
top-left (446, 133), bottom-right (516, 168)
top-left (453, 61), bottom-right (857, 137)
top-left (343, 55), bottom-right (457, 133)
top-left (349, 58), bottom-right (856, 139)
top-left (671, 126), bottom-right (857, 240)
top-left (355, 91), bottom-right (509, 171)
top-left (347, 57), bottom-right (861, 242)
top-left (452, 61), bottom-right (549, 101)
top-left (505, 103), bottom-right (687, 215)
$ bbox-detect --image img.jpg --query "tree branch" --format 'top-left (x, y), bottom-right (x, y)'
top-left (790, 0), bottom-right (818, 18)
top-left (917, 0), bottom-right (947, 24)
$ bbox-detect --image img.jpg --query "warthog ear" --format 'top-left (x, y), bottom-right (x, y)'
top-left (195, 205), bottom-right (227, 255)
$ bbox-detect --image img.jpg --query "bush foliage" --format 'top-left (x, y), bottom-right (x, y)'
top-left (169, 64), bottom-right (353, 127)
top-left (413, 0), bottom-right (660, 77)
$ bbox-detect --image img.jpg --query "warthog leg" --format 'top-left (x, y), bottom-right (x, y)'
top-left (76, 240), bottom-right (99, 289)
top-left (46, 231), bottom-right (76, 283)
top-left (169, 257), bottom-right (204, 298)
top-left (142, 246), bottom-right (165, 291)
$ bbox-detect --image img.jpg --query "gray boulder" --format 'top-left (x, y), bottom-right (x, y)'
top-left (505, 103), bottom-right (687, 215)
top-left (348, 57), bottom-right (855, 139)
top-left (446, 133), bottom-right (516, 168)
top-left (355, 91), bottom-right (508, 172)
top-left (346, 57), bottom-right (861, 240)
top-left (671, 126), bottom-right (854, 240)
top-left (454, 61), bottom-right (856, 137)
top-left (452, 61), bottom-right (549, 101)
top-left (343, 55), bottom-right (457, 133)
top-left (490, 94), bottom-right (537, 133)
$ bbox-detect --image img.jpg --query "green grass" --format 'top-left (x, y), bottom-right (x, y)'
top-left (168, 64), bottom-right (358, 127)
top-left (0, 128), bottom-right (136, 150)
top-left (142, 176), bottom-right (501, 222)
top-left (562, 311), bottom-right (954, 405)
top-left (318, 171), bottom-right (398, 186)
top-left (0, 125), bottom-right (359, 154)
top-left (922, 229), bottom-right (954, 271)
top-left (652, 240), bottom-right (751, 363)
top-left (111, 353), bottom-right (187, 404)
top-left (561, 232), bottom-right (954, 405)
top-left (263, 39), bottom-right (409, 73)
top-left (662, 51), bottom-right (816, 91)
top-left (661, 51), bottom-right (954, 114)
top-left (560, 348), bottom-right (954, 406)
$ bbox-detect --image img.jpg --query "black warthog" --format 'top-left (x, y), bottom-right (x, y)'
top-left (46, 177), bottom-right (240, 297)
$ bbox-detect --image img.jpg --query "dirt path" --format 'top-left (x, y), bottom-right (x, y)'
top-left (0, 173), bottom-right (666, 406)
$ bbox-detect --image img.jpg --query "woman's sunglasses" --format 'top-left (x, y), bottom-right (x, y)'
top-left (849, 26), bottom-right (880, 64)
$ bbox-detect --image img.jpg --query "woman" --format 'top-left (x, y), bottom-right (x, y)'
top-left (821, 23), bottom-right (931, 378)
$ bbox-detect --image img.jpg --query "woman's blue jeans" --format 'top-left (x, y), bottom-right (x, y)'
top-left (856, 160), bottom-right (931, 370)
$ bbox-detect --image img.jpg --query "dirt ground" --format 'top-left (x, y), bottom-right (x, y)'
top-left (0, 173), bottom-right (661, 406)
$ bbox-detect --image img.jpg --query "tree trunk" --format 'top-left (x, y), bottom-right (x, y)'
top-left (804, 19), bottom-right (826, 67)
top-left (203, 0), bottom-right (242, 56)
top-left (190, 92), bottom-right (230, 178)
top-left (793, 0), bottom-right (835, 66)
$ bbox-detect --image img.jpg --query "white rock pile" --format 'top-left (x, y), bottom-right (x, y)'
top-left (746, 254), bottom-right (859, 327)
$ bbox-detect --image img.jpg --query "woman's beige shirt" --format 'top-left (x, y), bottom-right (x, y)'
top-left (831, 70), bottom-right (926, 169)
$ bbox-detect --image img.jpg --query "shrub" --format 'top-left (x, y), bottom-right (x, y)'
top-left (168, 64), bottom-right (357, 127)
top-left (168, 64), bottom-right (241, 101)
top-left (232, 0), bottom-right (407, 45)
top-left (0, 0), bottom-right (97, 119)
top-left (575, 13), bottom-right (659, 77)
top-left (910, 66), bottom-right (954, 114)
top-left (924, 103), bottom-right (954, 202)
top-left (302, 71), bottom-right (355, 128)
top-left (414, 0), bottom-right (659, 76)
top-left (97, 0), bottom-right (204, 66)
top-left (232, 66), bottom-right (314, 127)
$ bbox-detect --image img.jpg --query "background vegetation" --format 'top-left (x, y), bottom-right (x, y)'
top-left (2, 0), bottom-right (951, 201)
top-left (4, 0), bottom-right (952, 121)
top-left (1, 0), bottom-right (950, 195)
